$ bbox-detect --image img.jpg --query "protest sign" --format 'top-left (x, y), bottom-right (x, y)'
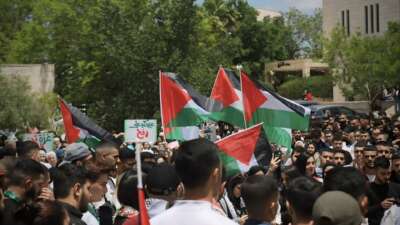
top-left (125, 120), bottom-right (157, 143)
top-left (23, 132), bottom-right (55, 152)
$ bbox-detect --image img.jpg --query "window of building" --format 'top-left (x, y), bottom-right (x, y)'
top-left (370, 4), bottom-right (374, 33)
top-left (376, 3), bottom-right (380, 33)
top-left (365, 6), bottom-right (369, 34)
top-left (346, 10), bottom-right (350, 35)
top-left (341, 10), bottom-right (345, 28)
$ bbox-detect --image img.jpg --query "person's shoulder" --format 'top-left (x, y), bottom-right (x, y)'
top-left (150, 207), bottom-right (177, 225)
top-left (151, 205), bottom-right (238, 225)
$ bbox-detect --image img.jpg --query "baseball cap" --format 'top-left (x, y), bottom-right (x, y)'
top-left (146, 164), bottom-right (180, 196)
top-left (313, 191), bottom-right (363, 225)
top-left (59, 143), bottom-right (91, 166)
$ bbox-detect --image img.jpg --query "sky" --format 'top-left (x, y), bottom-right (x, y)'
top-left (197, 0), bottom-right (323, 14)
top-left (248, 0), bottom-right (322, 14)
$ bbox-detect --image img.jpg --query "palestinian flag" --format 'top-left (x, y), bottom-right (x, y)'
top-left (160, 72), bottom-right (214, 129)
top-left (210, 68), bottom-right (245, 128)
top-left (165, 126), bottom-right (200, 141)
top-left (240, 71), bottom-right (310, 131)
top-left (59, 98), bottom-right (114, 147)
top-left (215, 123), bottom-right (272, 176)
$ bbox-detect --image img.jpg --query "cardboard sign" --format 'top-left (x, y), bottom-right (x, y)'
top-left (124, 120), bottom-right (157, 143)
top-left (23, 132), bottom-right (55, 152)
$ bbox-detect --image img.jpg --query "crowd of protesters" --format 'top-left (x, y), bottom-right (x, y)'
top-left (0, 110), bottom-right (400, 225)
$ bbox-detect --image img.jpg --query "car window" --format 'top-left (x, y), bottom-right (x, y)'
top-left (338, 107), bottom-right (354, 116)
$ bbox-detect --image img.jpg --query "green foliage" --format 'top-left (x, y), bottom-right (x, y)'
top-left (2, 0), bottom-right (317, 131)
top-left (284, 8), bottom-right (323, 58)
top-left (324, 24), bottom-right (400, 105)
top-left (278, 76), bottom-right (333, 99)
top-left (0, 75), bottom-right (55, 130)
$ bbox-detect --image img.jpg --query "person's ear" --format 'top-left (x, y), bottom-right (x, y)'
top-left (73, 183), bottom-right (82, 199)
top-left (212, 167), bottom-right (220, 181)
top-left (360, 196), bottom-right (369, 215)
top-left (24, 178), bottom-right (33, 190)
top-left (285, 200), bottom-right (290, 211)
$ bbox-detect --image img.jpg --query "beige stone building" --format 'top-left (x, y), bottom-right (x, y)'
top-left (0, 64), bottom-right (55, 94)
top-left (323, 0), bottom-right (400, 36)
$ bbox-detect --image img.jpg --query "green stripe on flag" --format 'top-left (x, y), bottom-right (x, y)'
top-left (168, 108), bottom-right (208, 127)
top-left (218, 151), bottom-right (241, 177)
top-left (264, 125), bottom-right (292, 150)
top-left (210, 106), bottom-right (245, 128)
top-left (251, 108), bottom-right (310, 131)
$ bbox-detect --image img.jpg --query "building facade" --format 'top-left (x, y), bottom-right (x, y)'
top-left (0, 64), bottom-right (55, 94)
top-left (323, 0), bottom-right (400, 36)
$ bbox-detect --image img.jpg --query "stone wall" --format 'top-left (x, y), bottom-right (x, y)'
top-left (0, 64), bottom-right (55, 94)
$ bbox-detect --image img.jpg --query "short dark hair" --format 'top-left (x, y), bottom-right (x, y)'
top-left (374, 156), bottom-right (390, 169)
top-left (333, 134), bottom-right (343, 142)
top-left (14, 200), bottom-right (68, 225)
top-left (174, 139), bottom-right (220, 189)
top-left (392, 152), bottom-right (400, 161)
top-left (294, 154), bottom-right (308, 175)
top-left (282, 166), bottom-right (302, 184)
top-left (355, 141), bottom-right (367, 148)
top-left (320, 148), bottom-right (333, 154)
top-left (286, 177), bottom-right (321, 220)
top-left (7, 159), bottom-right (48, 186)
top-left (292, 146), bottom-right (306, 155)
top-left (241, 175), bottom-right (278, 215)
top-left (17, 141), bottom-right (40, 158)
top-left (53, 164), bottom-right (90, 199)
top-left (117, 169), bottom-right (141, 209)
top-left (119, 147), bottom-right (135, 162)
top-left (247, 165), bottom-right (265, 177)
top-left (364, 145), bottom-right (377, 152)
top-left (323, 167), bottom-right (368, 200)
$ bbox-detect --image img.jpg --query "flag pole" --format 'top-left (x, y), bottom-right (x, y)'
top-left (159, 70), bottom-right (166, 142)
top-left (238, 65), bottom-right (248, 129)
top-left (135, 142), bottom-right (150, 225)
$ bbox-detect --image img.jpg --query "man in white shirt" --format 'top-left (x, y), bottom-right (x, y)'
top-left (151, 139), bottom-right (238, 225)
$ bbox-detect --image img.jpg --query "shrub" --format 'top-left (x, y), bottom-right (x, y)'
top-left (277, 75), bottom-right (333, 99)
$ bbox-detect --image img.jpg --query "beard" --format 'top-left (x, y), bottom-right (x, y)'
top-left (25, 186), bottom-right (40, 201)
top-left (79, 192), bottom-right (90, 212)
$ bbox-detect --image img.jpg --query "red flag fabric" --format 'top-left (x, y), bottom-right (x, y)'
top-left (240, 71), bottom-right (267, 122)
top-left (216, 124), bottom-right (262, 165)
top-left (160, 72), bottom-right (191, 128)
top-left (138, 188), bottom-right (150, 225)
top-left (211, 68), bottom-right (240, 107)
top-left (59, 98), bottom-right (80, 143)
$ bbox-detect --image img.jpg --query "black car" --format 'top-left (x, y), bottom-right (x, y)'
top-left (310, 105), bottom-right (368, 120)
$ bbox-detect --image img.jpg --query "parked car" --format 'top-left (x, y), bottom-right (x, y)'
top-left (310, 105), bottom-right (368, 120)
top-left (294, 100), bottom-right (320, 107)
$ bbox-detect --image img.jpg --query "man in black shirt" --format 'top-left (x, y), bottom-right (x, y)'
top-left (2, 159), bottom-right (49, 225)
top-left (367, 156), bottom-right (400, 225)
top-left (53, 164), bottom-right (92, 225)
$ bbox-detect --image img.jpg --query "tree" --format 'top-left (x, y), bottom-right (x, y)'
top-left (324, 24), bottom-right (400, 109)
top-left (0, 75), bottom-right (55, 130)
top-left (284, 8), bottom-right (323, 58)
top-left (4, 0), bottom-right (302, 131)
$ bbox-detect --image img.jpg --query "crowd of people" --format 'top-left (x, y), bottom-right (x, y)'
top-left (0, 111), bottom-right (400, 225)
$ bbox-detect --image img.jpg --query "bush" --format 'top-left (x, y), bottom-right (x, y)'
top-left (277, 75), bottom-right (333, 99)
top-left (0, 75), bottom-right (56, 130)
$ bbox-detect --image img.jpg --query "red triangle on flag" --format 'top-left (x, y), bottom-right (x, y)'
top-left (216, 124), bottom-right (263, 165)
top-left (211, 68), bottom-right (239, 107)
top-left (59, 98), bottom-right (80, 143)
top-left (241, 72), bottom-right (267, 122)
top-left (160, 72), bottom-right (191, 127)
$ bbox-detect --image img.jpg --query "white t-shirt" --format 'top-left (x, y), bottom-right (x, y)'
top-left (82, 211), bottom-right (99, 225)
top-left (151, 200), bottom-right (238, 225)
top-left (147, 198), bottom-right (169, 218)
